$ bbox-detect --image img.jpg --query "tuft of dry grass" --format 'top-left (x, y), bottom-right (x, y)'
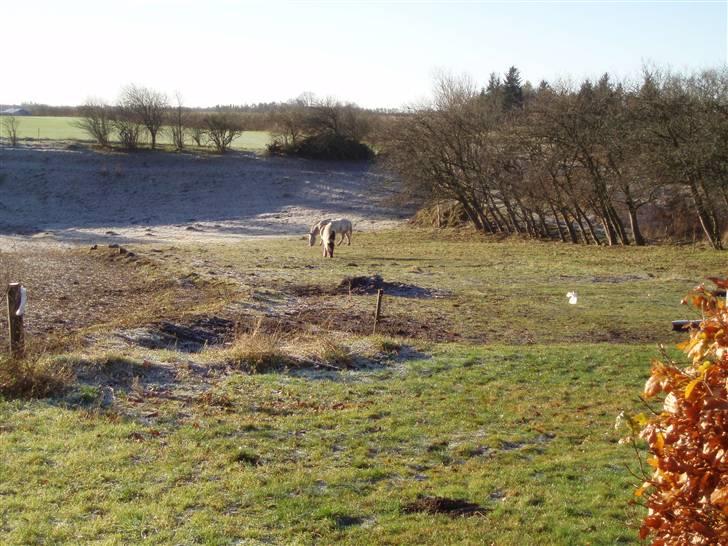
top-left (215, 319), bottom-right (287, 372)
top-left (370, 335), bottom-right (403, 354)
top-left (314, 336), bottom-right (353, 368)
top-left (0, 354), bottom-right (74, 398)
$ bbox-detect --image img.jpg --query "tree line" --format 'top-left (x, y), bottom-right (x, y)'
top-left (380, 67), bottom-right (728, 249)
top-left (76, 86), bottom-right (246, 153)
top-left (75, 85), bottom-right (378, 157)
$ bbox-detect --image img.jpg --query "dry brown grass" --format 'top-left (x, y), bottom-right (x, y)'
top-left (214, 319), bottom-right (287, 372)
top-left (0, 354), bottom-right (74, 398)
top-left (311, 336), bottom-right (353, 368)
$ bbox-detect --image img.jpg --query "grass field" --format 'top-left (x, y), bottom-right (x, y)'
top-left (1, 229), bottom-right (722, 544)
top-left (7, 116), bottom-right (272, 152)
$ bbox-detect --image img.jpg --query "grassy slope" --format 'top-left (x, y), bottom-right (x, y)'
top-left (11, 116), bottom-right (271, 152)
top-left (2, 229), bottom-right (723, 545)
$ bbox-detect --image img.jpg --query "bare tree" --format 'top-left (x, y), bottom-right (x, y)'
top-left (637, 68), bottom-right (728, 249)
top-left (73, 99), bottom-right (112, 147)
top-left (112, 104), bottom-right (143, 150)
top-left (382, 67), bottom-right (728, 248)
top-left (2, 116), bottom-right (20, 146)
top-left (203, 111), bottom-right (243, 153)
top-left (306, 97), bottom-right (371, 141)
top-left (169, 92), bottom-right (188, 150)
top-left (270, 100), bottom-right (307, 147)
top-left (120, 84), bottom-right (168, 149)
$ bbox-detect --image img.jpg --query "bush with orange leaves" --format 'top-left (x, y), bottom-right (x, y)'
top-left (620, 279), bottom-right (728, 544)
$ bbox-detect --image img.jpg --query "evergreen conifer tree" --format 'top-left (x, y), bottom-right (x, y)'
top-left (503, 66), bottom-right (524, 111)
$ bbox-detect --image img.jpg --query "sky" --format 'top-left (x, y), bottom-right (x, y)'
top-left (1, 0), bottom-right (726, 109)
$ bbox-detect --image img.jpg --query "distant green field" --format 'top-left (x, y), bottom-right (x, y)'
top-left (11, 116), bottom-right (272, 152)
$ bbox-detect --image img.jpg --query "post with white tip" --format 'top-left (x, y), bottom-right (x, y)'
top-left (7, 283), bottom-right (25, 358)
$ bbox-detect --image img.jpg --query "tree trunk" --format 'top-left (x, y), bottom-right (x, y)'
top-left (569, 207), bottom-right (591, 244)
top-left (486, 193), bottom-right (509, 232)
top-left (575, 204), bottom-right (601, 245)
top-left (607, 204), bottom-right (629, 245)
top-left (502, 195), bottom-right (523, 233)
top-left (536, 210), bottom-right (550, 239)
top-left (627, 204), bottom-right (645, 246)
top-left (550, 202), bottom-right (567, 242)
top-left (560, 208), bottom-right (579, 244)
top-left (690, 180), bottom-right (723, 250)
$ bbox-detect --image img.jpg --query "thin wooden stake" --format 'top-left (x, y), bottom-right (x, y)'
top-left (373, 289), bottom-right (383, 334)
top-left (7, 283), bottom-right (24, 358)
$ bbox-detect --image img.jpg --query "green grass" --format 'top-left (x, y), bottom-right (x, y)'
top-left (10, 116), bottom-right (272, 152)
top-left (1, 344), bottom-right (650, 544)
top-left (2, 228), bottom-right (720, 544)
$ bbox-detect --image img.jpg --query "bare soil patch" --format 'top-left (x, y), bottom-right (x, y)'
top-left (0, 247), bottom-right (157, 348)
top-left (277, 296), bottom-right (459, 341)
top-left (115, 316), bottom-right (237, 353)
top-left (402, 496), bottom-right (488, 517)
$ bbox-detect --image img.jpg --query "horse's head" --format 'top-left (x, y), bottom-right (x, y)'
top-left (308, 231), bottom-right (316, 246)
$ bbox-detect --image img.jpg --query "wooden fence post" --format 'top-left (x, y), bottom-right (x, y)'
top-left (373, 289), bottom-right (383, 334)
top-left (7, 283), bottom-right (25, 358)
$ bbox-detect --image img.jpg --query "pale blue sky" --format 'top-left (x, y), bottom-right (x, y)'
top-left (2, 0), bottom-right (726, 108)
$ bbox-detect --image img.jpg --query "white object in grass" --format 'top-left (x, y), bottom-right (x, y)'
top-left (566, 291), bottom-right (578, 305)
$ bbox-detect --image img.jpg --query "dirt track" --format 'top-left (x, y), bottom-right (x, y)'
top-left (0, 144), bottom-right (410, 249)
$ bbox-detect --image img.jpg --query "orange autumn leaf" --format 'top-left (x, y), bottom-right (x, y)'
top-left (684, 377), bottom-right (702, 400)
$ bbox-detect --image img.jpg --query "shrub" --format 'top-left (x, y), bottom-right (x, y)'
top-left (113, 117), bottom-right (142, 150)
top-left (295, 133), bottom-right (374, 160)
top-left (74, 100), bottom-right (112, 147)
top-left (266, 97), bottom-right (375, 160)
top-left (203, 111), bottom-right (243, 153)
top-left (624, 279), bottom-right (728, 544)
top-left (270, 133), bottom-right (374, 160)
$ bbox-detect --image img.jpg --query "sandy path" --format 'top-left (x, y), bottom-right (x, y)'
top-left (0, 145), bottom-right (410, 249)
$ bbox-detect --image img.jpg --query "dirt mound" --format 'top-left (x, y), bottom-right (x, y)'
top-left (291, 275), bottom-right (449, 299)
top-left (402, 496), bottom-right (488, 517)
top-left (341, 275), bottom-right (448, 298)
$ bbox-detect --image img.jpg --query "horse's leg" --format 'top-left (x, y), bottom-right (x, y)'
top-left (347, 230), bottom-right (352, 245)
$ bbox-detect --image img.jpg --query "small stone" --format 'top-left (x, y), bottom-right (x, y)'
top-left (100, 386), bottom-right (115, 408)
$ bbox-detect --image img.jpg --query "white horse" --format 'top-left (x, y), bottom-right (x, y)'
top-left (308, 218), bottom-right (332, 246)
top-left (321, 223), bottom-right (336, 258)
top-left (308, 218), bottom-right (352, 247)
